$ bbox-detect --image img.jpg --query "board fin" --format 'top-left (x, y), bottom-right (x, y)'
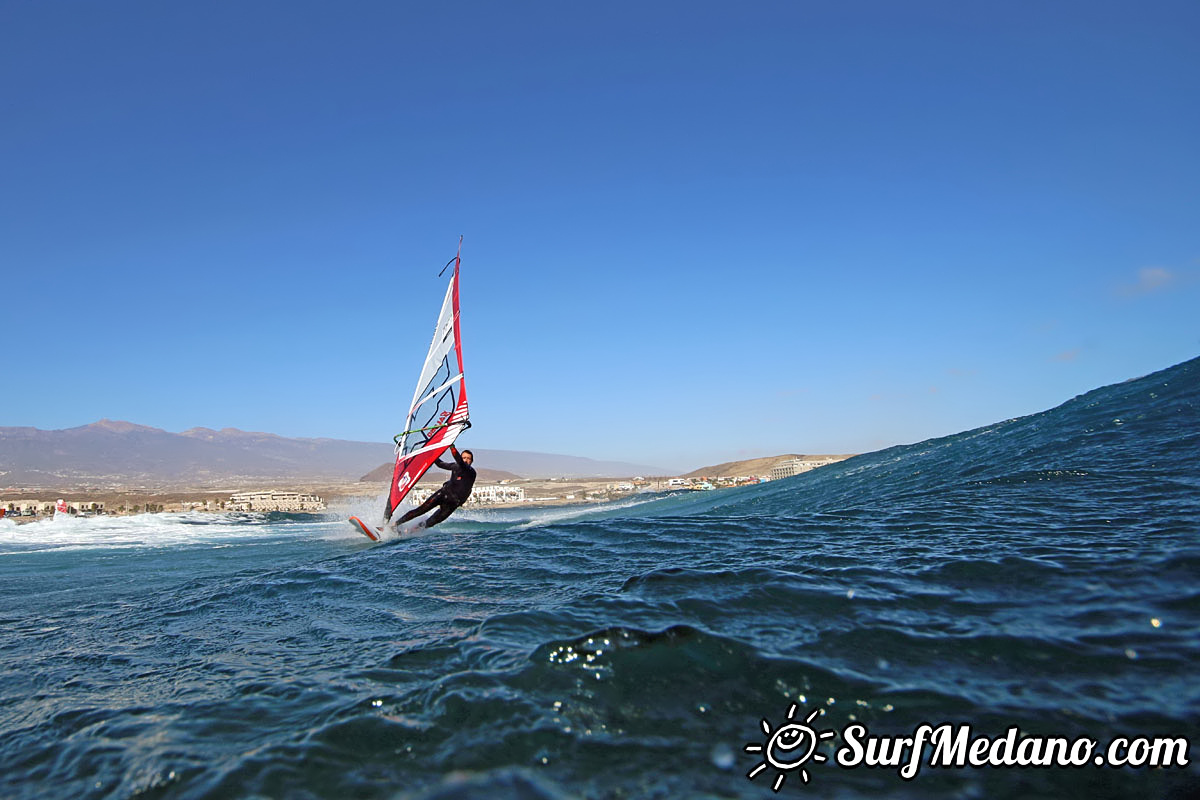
top-left (348, 515), bottom-right (382, 542)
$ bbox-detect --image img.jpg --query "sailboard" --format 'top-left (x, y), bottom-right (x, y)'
top-left (350, 239), bottom-right (471, 541)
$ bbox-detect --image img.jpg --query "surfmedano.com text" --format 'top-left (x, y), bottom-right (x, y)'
top-left (836, 723), bottom-right (1190, 780)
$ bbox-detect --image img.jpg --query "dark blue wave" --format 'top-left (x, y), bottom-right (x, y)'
top-left (1, 357), bottom-right (1197, 798)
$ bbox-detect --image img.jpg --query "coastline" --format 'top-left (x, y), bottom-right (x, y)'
top-left (0, 477), bottom-right (676, 524)
top-left (0, 456), bottom-right (855, 524)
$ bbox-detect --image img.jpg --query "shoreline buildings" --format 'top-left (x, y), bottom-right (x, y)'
top-left (408, 484), bottom-right (525, 506)
top-left (226, 491), bottom-right (326, 512)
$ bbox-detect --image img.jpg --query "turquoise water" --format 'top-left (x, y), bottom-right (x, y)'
top-left (2, 358), bottom-right (1198, 798)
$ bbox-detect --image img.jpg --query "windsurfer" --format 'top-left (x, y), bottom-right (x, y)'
top-left (395, 445), bottom-right (476, 529)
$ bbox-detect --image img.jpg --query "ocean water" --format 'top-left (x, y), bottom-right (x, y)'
top-left (2, 358), bottom-right (1198, 799)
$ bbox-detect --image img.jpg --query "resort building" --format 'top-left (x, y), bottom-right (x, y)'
top-left (227, 492), bottom-right (326, 512)
top-left (769, 457), bottom-right (842, 481)
top-left (408, 485), bottom-right (525, 506)
top-left (471, 485), bottom-right (525, 504)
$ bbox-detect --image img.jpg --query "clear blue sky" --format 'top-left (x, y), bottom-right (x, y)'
top-left (3, 1), bottom-right (1197, 470)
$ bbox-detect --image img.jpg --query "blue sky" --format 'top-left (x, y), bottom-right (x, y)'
top-left (3, 1), bottom-right (1197, 471)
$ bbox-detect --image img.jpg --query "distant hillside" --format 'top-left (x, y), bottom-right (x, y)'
top-left (684, 453), bottom-right (856, 478)
top-left (0, 420), bottom-right (673, 488)
top-left (0, 420), bottom-right (391, 487)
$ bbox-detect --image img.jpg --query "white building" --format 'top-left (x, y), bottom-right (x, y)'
top-left (471, 485), bottom-right (525, 504)
top-left (228, 492), bottom-right (326, 512)
top-left (769, 458), bottom-right (841, 481)
top-left (407, 484), bottom-right (525, 506)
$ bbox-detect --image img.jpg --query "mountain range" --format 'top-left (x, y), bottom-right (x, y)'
top-left (0, 420), bottom-right (673, 488)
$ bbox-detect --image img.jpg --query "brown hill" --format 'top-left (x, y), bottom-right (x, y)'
top-left (684, 454), bottom-right (855, 478)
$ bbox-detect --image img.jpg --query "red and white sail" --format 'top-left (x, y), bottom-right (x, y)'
top-left (384, 242), bottom-right (470, 522)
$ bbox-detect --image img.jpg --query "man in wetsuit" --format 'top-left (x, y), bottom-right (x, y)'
top-left (395, 445), bottom-right (476, 529)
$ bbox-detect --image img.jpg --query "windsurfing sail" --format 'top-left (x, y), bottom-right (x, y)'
top-left (383, 239), bottom-right (471, 523)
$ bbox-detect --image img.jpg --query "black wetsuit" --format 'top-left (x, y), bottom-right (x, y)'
top-left (397, 448), bottom-right (476, 529)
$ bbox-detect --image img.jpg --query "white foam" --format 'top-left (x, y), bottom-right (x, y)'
top-left (456, 493), bottom-right (664, 530)
top-left (0, 492), bottom-right (683, 554)
top-left (0, 510), bottom-right (345, 554)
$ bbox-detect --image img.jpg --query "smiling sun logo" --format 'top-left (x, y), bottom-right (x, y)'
top-left (745, 703), bottom-right (837, 791)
